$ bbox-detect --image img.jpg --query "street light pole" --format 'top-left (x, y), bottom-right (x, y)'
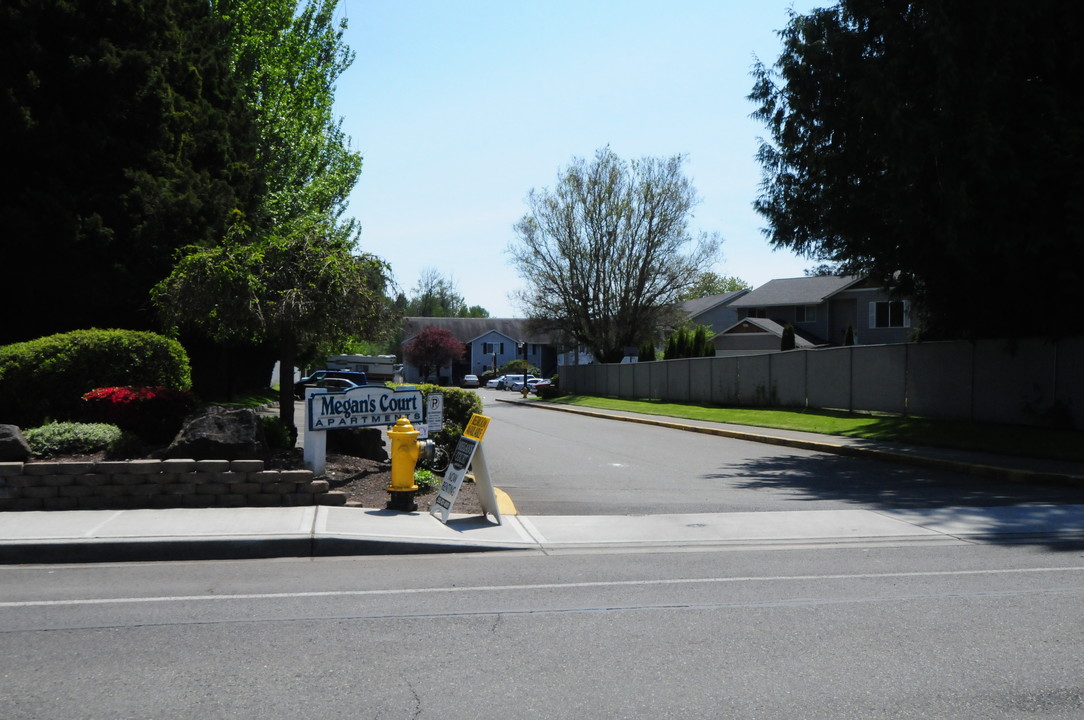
top-left (518, 340), bottom-right (529, 397)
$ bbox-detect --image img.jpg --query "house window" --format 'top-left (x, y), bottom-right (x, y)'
top-left (747, 308), bottom-right (767, 318)
top-left (870, 300), bottom-right (910, 328)
top-left (795, 305), bottom-right (817, 323)
top-left (482, 342), bottom-right (504, 355)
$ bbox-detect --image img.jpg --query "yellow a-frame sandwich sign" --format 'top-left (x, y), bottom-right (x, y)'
top-left (430, 413), bottom-right (501, 524)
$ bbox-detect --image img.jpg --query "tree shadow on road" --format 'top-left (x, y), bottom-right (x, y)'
top-left (709, 452), bottom-right (1084, 550)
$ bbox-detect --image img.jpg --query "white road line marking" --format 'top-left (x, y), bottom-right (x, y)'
top-left (2, 566), bottom-right (1083, 609)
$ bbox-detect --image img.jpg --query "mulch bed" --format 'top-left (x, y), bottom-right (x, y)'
top-left (267, 448), bottom-right (482, 514)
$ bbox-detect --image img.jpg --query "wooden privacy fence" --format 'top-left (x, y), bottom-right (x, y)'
top-left (560, 336), bottom-right (1084, 428)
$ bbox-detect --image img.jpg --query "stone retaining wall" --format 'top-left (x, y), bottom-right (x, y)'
top-left (0, 459), bottom-right (346, 511)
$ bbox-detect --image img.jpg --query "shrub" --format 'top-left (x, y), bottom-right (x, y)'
top-left (536, 383), bottom-right (563, 399)
top-left (497, 359), bottom-right (541, 377)
top-left (400, 384), bottom-right (483, 458)
top-left (414, 384), bottom-right (483, 429)
top-left (82, 386), bottom-right (198, 444)
top-left (24, 421), bottom-right (127, 458)
top-left (261, 415), bottom-right (294, 449)
top-left (0, 329), bottom-right (192, 428)
top-left (414, 468), bottom-right (440, 493)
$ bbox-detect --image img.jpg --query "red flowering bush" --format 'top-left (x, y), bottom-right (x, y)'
top-left (82, 386), bottom-right (198, 444)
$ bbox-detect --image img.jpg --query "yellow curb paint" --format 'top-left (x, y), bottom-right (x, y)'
top-left (494, 487), bottom-right (518, 515)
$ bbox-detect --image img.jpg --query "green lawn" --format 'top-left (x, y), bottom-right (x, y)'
top-left (543, 395), bottom-right (1084, 464)
top-left (210, 388), bottom-right (280, 408)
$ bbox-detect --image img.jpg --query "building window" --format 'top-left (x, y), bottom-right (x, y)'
top-left (482, 342), bottom-right (504, 355)
top-left (747, 308), bottom-right (767, 318)
top-left (795, 305), bottom-right (817, 323)
top-left (870, 300), bottom-right (910, 328)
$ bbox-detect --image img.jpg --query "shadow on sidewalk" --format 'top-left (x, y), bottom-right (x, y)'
top-left (712, 452), bottom-right (1084, 550)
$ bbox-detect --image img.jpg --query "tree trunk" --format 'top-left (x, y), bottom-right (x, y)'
top-left (278, 332), bottom-right (297, 444)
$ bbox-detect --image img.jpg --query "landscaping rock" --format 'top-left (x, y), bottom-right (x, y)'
top-left (164, 406), bottom-right (267, 460)
top-left (326, 427), bottom-right (389, 462)
top-left (0, 425), bottom-right (31, 461)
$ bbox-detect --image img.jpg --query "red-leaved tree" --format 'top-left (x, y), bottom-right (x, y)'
top-left (403, 327), bottom-right (465, 382)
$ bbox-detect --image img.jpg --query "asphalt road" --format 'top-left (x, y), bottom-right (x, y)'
top-left (5, 393), bottom-right (1084, 718)
top-left (474, 389), bottom-right (1084, 515)
top-left (3, 542), bottom-right (1083, 718)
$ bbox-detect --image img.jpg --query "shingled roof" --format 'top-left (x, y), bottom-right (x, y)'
top-left (718, 316), bottom-right (821, 347)
top-left (729, 275), bottom-right (862, 307)
top-left (679, 289), bottom-right (749, 319)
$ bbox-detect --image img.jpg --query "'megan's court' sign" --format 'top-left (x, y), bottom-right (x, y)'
top-left (306, 385), bottom-right (423, 431)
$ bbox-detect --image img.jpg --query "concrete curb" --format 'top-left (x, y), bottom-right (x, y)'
top-left (0, 536), bottom-right (528, 565)
top-left (503, 398), bottom-right (1084, 488)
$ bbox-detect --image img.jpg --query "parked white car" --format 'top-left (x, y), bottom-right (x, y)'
top-left (485, 375), bottom-right (506, 389)
top-left (509, 376), bottom-right (540, 391)
top-left (461, 374), bottom-right (480, 388)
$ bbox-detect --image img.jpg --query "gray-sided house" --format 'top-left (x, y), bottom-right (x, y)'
top-left (679, 289), bottom-right (750, 334)
top-left (715, 276), bottom-right (911, 355)
top-left (400, 317), bottom-right (556, 384)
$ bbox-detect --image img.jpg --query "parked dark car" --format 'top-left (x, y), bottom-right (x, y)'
top-left (313, 378), bottom-right (361, 392)
top-left (295, 369), bottom-right (367, 397)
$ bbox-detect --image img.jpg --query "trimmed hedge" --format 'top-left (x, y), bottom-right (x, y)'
top-left (23, 421), bottom-right (128, 458)
top-left (0, 329), bottom-right (192, 428)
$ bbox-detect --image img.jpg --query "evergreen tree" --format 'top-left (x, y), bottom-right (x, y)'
top-left (781, 324), bottom-right (796, 351)
top-left (692, 325), bottom-right (709, 357)
top-left (0, 0), bottom-right (260, 343)
top-left (750, 1), bottom-right (1084, 339)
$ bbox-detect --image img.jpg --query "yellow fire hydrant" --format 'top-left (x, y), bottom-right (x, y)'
top-left (387, 416), bottom-right (421, 511)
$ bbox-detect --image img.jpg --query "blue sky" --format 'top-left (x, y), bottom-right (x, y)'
top-left (333, 1), bottom-right (827, 317)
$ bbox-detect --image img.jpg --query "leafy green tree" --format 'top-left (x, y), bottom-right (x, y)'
top-left (404, 268), bottom-right (489, 318)
top-left (511, 147), bottom-right (720, 363)
top-left (154, 220), bottom-right (392, 435)
top-left (210, 0), bottom-right (360, 234)
top-left (160, 0), bottom-right (383, 402)
top-left (679, 272), bottom-right (750, 301)
top-left (750, 1), bottom-right (1084, 339)
top-left (0, 0), bottom-right (260, 344)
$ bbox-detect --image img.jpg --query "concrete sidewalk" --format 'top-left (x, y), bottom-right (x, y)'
top-left (3, 400), bottom-right (1082, 564)
top-left (2, 503), bottom-right (1084, 563)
